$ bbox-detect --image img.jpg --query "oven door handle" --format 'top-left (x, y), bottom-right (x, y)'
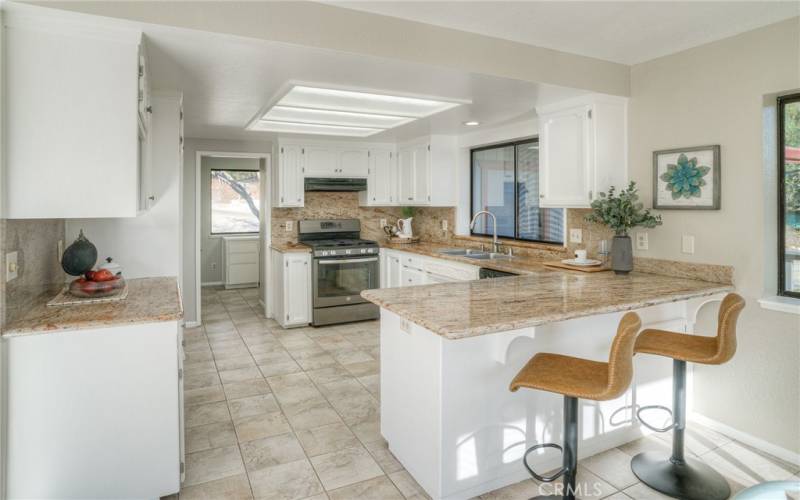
top-left (318, 257), bottom-right (379, 264)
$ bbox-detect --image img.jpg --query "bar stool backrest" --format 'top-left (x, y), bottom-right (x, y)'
top-left (711, 293), bottom-right (746, 365)
top-left (602, 312), bottom-right (642, 400)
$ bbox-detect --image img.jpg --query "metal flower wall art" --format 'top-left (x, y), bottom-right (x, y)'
top-left (653, 145), bottom-right (720, 209)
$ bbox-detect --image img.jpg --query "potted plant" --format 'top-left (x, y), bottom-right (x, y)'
top-left (584, 182), bottom-right (662, 274)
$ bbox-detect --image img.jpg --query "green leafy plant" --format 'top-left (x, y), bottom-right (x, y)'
top-left (401, 206), bottom-right (415, 218)
top-left (585, 182), bottom-right (662, 236)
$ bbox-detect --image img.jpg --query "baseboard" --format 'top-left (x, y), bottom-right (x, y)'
top-left (690, 412), bottom-right (800, 465)
top-left (201, 281), bottom-right (223, 286)
top-left (183, 321), bottom-right (201, 328)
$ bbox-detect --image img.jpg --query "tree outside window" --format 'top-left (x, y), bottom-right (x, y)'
top-left (211, 169), bottom-right (260, 234)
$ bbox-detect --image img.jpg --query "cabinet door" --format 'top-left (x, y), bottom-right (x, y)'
top-left (284, 254), bottom-right (311, 325)
top-left (279, 145), bottom-right (304, 207)
top-left (304, 145), bottom-right (337, 176)
top-left (402, 266), bottom-right (425, 287)
top-left (339, 148), bottom-right (369, 177)
top-left (539, 106), bottom-right (592, 208)
top-left (398, 147), bottom-right (415, 204)
top-left (412, 143), bottom-right (431, 205)
top-left (367, 150), bottom-right (392, 205)
top-left (386, 252), bottom-right (402, 288)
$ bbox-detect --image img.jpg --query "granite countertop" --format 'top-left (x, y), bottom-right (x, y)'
top-left (270, 242), bottom-right (311, 253)
top-left (381, 241), bottom-right (560, 274)
top-left (3, 277), bottom-right (184, 338)
top-left (364, 246), bottom-right (733, 339)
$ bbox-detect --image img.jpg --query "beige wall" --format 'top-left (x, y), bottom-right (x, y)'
top-left (628, 17), bottom-right (800, 453)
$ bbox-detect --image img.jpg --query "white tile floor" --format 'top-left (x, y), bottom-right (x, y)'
top-left (167, 287), bottom-right (800, 500)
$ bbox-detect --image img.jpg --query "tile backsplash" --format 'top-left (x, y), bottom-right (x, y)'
top-left (1, 219), bottom-right (66, 326)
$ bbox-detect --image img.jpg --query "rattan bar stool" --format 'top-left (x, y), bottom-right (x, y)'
top-left (631, 293), bottom-right (745, 500)
top-left (509, 312), bottom-right (642, 500)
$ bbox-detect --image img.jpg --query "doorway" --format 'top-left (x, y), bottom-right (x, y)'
top-left (195, 151), bottom-right (271, 322)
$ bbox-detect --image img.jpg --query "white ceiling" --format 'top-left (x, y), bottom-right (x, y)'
top-left (145, 25), bottom-right (587, 141)
top-left (325, 1), bottom-right (800, 65)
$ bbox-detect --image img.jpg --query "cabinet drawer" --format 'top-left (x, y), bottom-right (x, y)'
top-left (424, 260), bottom-right (477, 281)
top-left (227, 263), bottom-right (259, 285)
top-left (400, 253), bottom-right (425, 271)
top-left (227, 240), bottom-right (259, 254)
top-left (228, 252), bottom-right (258, 265)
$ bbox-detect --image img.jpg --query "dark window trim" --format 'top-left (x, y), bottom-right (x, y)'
top-left (469, 138), bottom-right (564, 245)
top-left (778, 93), bottom-right (800, 299)
top-left (210, 168), bottom-right (261, 236)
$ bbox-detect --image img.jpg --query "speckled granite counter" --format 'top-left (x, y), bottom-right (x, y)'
top-left (362, 268), bottom-right (732, 339)
top-left (3, 277), bottom-right (184, 337)
top-left (270, 242), bottom-right (311, 253)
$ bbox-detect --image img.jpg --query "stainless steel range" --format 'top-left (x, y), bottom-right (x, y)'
top-left (298, 219), bottom-right (380, 326)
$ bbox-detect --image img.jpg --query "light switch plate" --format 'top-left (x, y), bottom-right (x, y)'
top-left (569, 229), bottom-right (582, 244)
top-left (6, 251), bottom-right (18, 281)
top-left (441, 220), bottom-right (448, 231)
top-left (681, 234), bottom-right (695, 254)
top-left (380, 218), bottom-right (387, 228)
top-left (285, 220), bottom-right (293, 232)
top-left (636, 232), bottom-right (649, 250)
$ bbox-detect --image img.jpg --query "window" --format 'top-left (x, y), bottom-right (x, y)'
top-left (471, 139), bottom-right (564, 244)
top-left (779, 94), bottom-right (800, 298)
top-left (210, 169), bottom-right (261, 234)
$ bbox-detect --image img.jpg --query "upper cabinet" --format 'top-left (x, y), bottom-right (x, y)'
top-left (3, 12), bottom-right (148, 218)
top-left (537, 94), bottom-right (628, 208)
top-left (303, 143), bottom-right (369, 178)
top-left (274, 144), bottom-right (305, 208)
top-left (395, 135), bottom-right (457, 207)
top-left (360, 149), bottom-right (395, 206)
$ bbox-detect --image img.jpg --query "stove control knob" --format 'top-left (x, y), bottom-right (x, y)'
top-left (360, 248), bottom-right (366, 254)
top-left (345, 249), bottom-right (352, 255)
top-left (321, 251), bottom-right (328, 257)
top-left (368, 248), bottom-right (374, 253)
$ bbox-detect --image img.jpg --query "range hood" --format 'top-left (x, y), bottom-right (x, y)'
top-left (304, 177), bottom-right (367, 192)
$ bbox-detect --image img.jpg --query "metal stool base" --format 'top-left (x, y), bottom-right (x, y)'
top-left (631, 451), bottom-right (731, 500)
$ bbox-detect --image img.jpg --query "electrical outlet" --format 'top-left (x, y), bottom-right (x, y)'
top-left (6, 251), bottom-right (18, 281)
top-left (441, 220), bottom-right (448, 232)
top-left (681, 234), bottom-right (695, 254)
top-left (636, 232), bottom-right (649, 250)
top-left (285, 220), bottom-right (293, 232)
top-left (569, 229), bottom-right (582, 244)
top-left (379, 218), bottom-right (387, 228)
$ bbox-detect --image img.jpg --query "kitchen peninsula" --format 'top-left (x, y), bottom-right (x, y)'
top-left (361, 263), bottom-right (733, 500)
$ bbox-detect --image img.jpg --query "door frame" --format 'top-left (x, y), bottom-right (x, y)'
top-left (195, 151), bottom-right (271, 324)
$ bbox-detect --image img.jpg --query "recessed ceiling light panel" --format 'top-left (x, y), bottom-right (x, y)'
top-left (247, 85), bottom-right (465, 136)
top-left (464, 120), bottom-right (480, 126)
top-left (249, 120), bottom-right (382, 137)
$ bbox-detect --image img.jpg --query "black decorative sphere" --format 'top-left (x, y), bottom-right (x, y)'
top-left (62, 230), bottom-right (98, 276)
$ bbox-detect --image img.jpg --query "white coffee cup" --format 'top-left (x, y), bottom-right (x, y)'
top-left (574, 249), bottom-right (588, 261)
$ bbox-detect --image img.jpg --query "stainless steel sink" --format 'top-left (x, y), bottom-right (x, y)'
top-left (437, 248), bottom-right (478, 256)
top-left (464, 252), bottom-right (513, 260)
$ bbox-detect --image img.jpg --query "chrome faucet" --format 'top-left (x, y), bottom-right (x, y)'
top-left (469, 210), bottom-right (500, 253)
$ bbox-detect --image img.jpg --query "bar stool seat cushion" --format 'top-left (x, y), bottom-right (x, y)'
top-left (635, 329), bottom-right (719, 364)
top-left (509, 353), bottom-right (614, 401)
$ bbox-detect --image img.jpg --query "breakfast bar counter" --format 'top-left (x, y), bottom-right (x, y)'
top-left (361, 264), bottom-right (733, 500)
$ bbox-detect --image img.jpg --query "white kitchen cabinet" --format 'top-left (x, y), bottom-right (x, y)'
top-left (395, 135), bottom-right (457, 207)
top-left (403, 266), bottom-right (427, 286)
top-left (383, 250), bottom-right (403, 288)
top-left (275, 144), bottom-right (305, 207)
top-left (4, 12), bottom-right (146, 218)
top-left (224, 236), bottom-right (259, 288)
top-left (338, 148), bottom-right (369, 177)
top-left (271, 249), bottom-right (312, 328)
top-left (361, 149), bottom-right (396, 206)
top-left (380, 249), bottom-right (479, 288)
top-left (5, 320), bottom-right (182, 498)
top-left (304, 145), bottom-right (338, 177)
top-left (537, 94), bottom-right (628, 208)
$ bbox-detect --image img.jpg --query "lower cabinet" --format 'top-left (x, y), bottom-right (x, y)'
top-left (272, 249), bottom-right (312, 328)
top-left (4, 320), bottom-right (183, 498)
top-left (381, 249), bottom-right (479, 288)
top-left (223, 236), bottom-right (259, 288)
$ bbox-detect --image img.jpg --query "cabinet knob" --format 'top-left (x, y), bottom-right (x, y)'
top-left (408, 197), bottom-right (412, 201)
top-left (146, 106), bottom-right (152, 114)
top-left (148, 195), bottom-right (155, 201)
top-left (540, 194), bottom-right (545, 199)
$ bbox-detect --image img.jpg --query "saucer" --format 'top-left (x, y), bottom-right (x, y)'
top-left (561, 258), bottom-right (603, 267)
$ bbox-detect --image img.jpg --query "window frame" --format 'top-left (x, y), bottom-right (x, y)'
top-left (469, 138), bottom-right (564, 245)
top-left (209, 167), bottom-right (261, 236)
top-left (778, 93), bottom-right (800, 299)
